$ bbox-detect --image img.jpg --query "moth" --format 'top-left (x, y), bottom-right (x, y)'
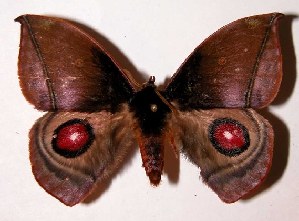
top-left (15, 13), bottom-right (283, 206)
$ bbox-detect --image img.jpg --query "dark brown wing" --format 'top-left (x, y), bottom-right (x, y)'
top-left (15, 14), bottom-right (135, 112)
top-left (169, 108), bottom-right (273, 203)
top-left (164, 13), bottom-right (283, 110)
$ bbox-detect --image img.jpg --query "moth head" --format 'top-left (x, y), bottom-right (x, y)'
top-left (140, 76), bottom-right (156, 89)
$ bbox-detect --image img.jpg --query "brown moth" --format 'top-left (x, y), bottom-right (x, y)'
top-left (15, 13), bottom-right (283, 206)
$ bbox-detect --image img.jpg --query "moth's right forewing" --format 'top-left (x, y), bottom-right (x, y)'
top-left (16, 14), bottom-right (135, 111)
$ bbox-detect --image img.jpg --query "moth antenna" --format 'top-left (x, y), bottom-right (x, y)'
top-left (142, 76), bottom-right (156, 88)
top-left (149, 76), bottom-right (155, 84)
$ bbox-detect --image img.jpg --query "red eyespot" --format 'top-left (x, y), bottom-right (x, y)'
top-left (52, 119), bottom-right (94, 158)
top-left (209, 118), bottom-right (250, 156)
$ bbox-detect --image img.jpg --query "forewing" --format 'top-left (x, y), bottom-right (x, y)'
top-left (15, 14), bottom-right (134, 111)
top-left (170, 109), bottom-right (273, 203)
top-left (164, 13), bottom-right (283, 109)
top-left (29, 105), bottom-right (135, 206)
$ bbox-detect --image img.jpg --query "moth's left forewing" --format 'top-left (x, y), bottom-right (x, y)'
top-left (164, 13), bottom-right (284, 109)
top-left (169, 109), bottom-right (273, 203)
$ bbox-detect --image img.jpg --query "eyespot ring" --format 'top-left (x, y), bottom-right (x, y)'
top-left (52, 118), bottom-right (95, 158)
top-left (208, 118), bottom-right (250, 157)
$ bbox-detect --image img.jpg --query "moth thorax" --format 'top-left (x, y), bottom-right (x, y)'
top-left (150, 104), bottom-right (158, 112)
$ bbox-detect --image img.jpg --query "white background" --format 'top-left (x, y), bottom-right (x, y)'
top-left (0, 1), bottom-right (298, 220)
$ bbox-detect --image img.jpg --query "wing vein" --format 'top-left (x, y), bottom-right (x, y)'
top-left (245, 14), bottom-right (277, 107)
top-left (23, 15), bottom-right (57, 110)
